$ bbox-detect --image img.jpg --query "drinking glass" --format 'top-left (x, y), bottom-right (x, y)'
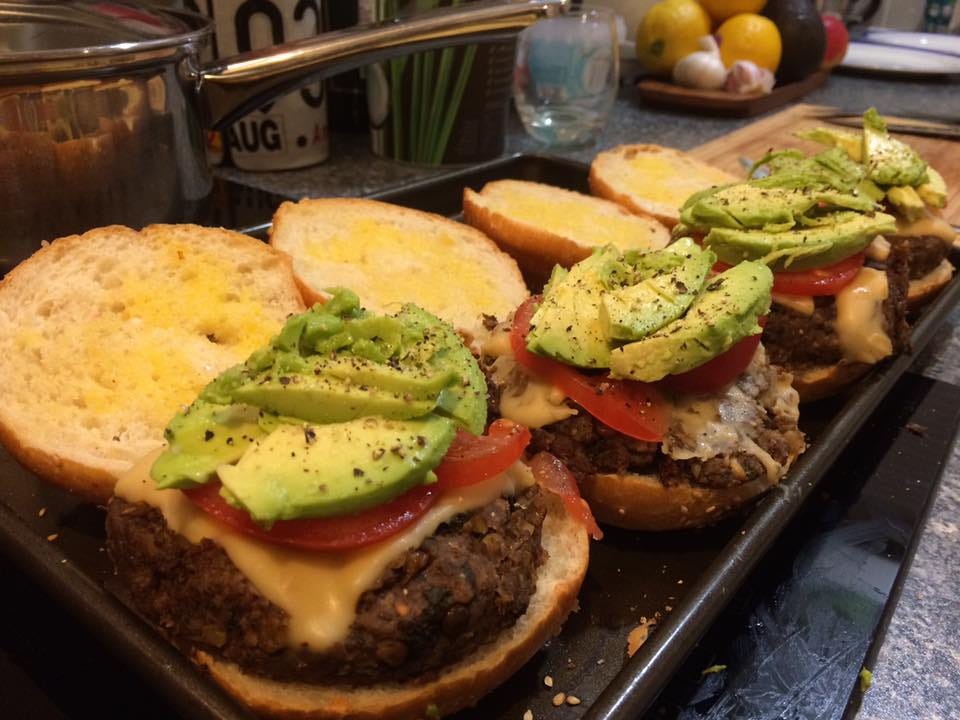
top-left (513, 6), bottom-right (619, 146)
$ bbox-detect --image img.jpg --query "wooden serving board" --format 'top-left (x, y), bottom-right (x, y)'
top-left (637, 71), bottom-right (827, 117)
top-left (689, 103), bottom-right (960, 224)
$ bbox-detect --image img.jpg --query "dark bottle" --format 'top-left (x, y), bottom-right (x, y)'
top-left (325, 2), bottom-right (369, 134)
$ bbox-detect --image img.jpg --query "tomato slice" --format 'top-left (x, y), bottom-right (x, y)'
top-left (183, 481), bottom-right (438, 552)
top-left (529, 451), bottom-right (603, 540)
top-left (435, 419), bottom-right (531, 489)
top-left (714, 253), bottom-right (864, 296)
top-left (662, 316), bottom-right (766, 395)
top-left (183, 420), bottom-right (533, 551)
top-left (510, 297), bottom-right (668, 442)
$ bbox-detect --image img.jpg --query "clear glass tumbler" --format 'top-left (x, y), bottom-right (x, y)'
top-left (513, 6), bottom-right (619, 146)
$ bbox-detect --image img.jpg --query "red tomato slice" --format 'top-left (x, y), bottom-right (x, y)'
top-left (510, 297), bottom-right (668, 442)
top-left (529, 451), bottom-right (603, 540)
top-left (183, 481), bottom-right (438, 552)
top-left (714, 253), bottom-right (864, 296)
top-left (662, 316), bottom-right (767, 395)
top-left (435, 419), bottom-right (531, 489)
top-left (183, 421), bottom-right (533, 552)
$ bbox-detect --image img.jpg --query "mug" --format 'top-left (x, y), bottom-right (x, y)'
top-left (189, 0), bottom-right (330, 170)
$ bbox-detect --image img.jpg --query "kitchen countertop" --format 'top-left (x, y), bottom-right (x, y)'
top-left (217, 72), bottom-right (960, 718)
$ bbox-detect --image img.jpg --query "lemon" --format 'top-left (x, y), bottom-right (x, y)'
top-left (636, 0), bottom-right (713, 76)
top-left (697, 0), bottom-right (768, 23)
top-left (716, 13), bottom-right (782, 72)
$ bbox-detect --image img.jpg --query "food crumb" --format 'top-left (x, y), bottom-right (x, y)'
top-left (701, 664), bottom-right (727, 675)
top-left (37, 507), bottom-right (47, 518)
top-left (552, 692), bottom-right (566, 707)
top-left (543, 675), bottom-right (554, 688)
top-left (597, 658), bottom-right (605, 665)
top-left (905, 423), bottom-right (927, 437)
top-left (523, 710), bottom-right (533, 720)
top-left (566, 695), bottom-right (582, 706)
top-left (46, 533), bottom-right (58, 542)
top-left (859, 667), bottom-right (873, 693)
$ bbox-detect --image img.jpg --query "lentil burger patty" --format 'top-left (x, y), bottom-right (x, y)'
top-left (106, 485), bottom-right (549, 686)
top-left (764, 252), bottom-right (911, 372)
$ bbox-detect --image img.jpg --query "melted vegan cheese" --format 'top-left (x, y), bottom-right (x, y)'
top-left (834, 267), bottom-right (892, 364)
top-left (895, 209), bottom-right (957, 245)
top-left (771, 293), bottom-right (815, 316)
top-left (661, 347), bottom-right (802, 483)
top-left (116, 451), bottom-right (524, 651)
top-left (865, 235), bottom-right (891, 262)
top-left (482, 327), bottom-right (578, 429)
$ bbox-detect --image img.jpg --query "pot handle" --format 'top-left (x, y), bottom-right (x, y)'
top-left (198, 0), bottom-right (567, 130)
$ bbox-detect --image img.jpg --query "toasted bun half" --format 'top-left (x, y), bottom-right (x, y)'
top-left (192, 491), bottom-right (589, 720)
top-left (270, 198), bottom-right (529, 343)
top-left (0, 224), bottom-right (304, 501)
top-left (589, 144), bottom-right (736, 227)
top-left (580, 472), bottom-right (779, 532)
top-left (463, 180), bottom-right (669, 281)
top-left (908, 258), bottom-right (954, 309)
top-left (789, 362), bottom-right (873, 403)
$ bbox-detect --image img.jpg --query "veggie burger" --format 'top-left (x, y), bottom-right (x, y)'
top-left (106, 290), bottom-right (594, 720)
top-left (676, 132), bottom-right (913, 402)
top-left (482, 242), bottom-right (806, 531)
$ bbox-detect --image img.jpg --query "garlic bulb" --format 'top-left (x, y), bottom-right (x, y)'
top-left (724, 60), bottom-right (776, 94)
top-left (672, 36), bottom-right (727, 90)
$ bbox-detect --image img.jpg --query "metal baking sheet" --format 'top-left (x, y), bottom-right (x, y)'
top-left (1, 154), bottom-right (959, 720)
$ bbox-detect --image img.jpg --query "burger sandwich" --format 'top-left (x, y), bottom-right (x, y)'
top-left (106, 289), bottom-right (594, 720)
top-left (481, 243), bottom-right (806, 531)
top-left (676, 143), bottom-right (909, 402)
top-left (798, 108), bottom-right (956, 309)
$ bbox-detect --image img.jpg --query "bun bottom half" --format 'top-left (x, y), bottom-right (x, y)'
top-left (789, 362), bottom-right (872, 403)
top-left (193, 493), bottom-right (589, 720)
top-left (908, 259), bottom-right (954, 310)
top-left (580, 472), bottom-right (779, 532)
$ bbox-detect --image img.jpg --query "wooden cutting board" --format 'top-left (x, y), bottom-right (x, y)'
top-left (689, 103), bottom-right (960, 224)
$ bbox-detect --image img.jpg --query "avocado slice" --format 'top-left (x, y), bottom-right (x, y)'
top-left (526, 247), bottom-right (619, 368)
top-left (217, 415), bottom-right (456, 523)
top-left (680, 184), bottom-right (877, 231)
top-left (796, 127), bottom-right (864, 162)
top-left (704, 211), bottom-right (897, 271)
top-left (608, 262), bottom-right (773, 383)
top-left (228, 371), bottom-right (441, 424)
top-left (600, 239), bottom-right (716, 342)
top-left (886, 185), bottom-right (926, 222)
top-left (917, 167), bottom-right (947, 208)
top-left (392, 304), bottom-right (487, 435)
top-left (863, 108), bottom-right (928, 187)
top-left (152, 402), bottom-right (267, 489)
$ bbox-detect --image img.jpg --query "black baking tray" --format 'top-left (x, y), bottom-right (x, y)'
top-left (2, 154), bottom-right (959, 720)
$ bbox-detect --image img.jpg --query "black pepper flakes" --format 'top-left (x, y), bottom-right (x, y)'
top-left (204, 430), bottom-right (214, 441)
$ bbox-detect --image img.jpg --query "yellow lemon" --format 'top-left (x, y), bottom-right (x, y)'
top-left (716, 13), bottom-right (782, 72)
top-left (637, 0), bottom-right (713, 76)
top-left (698, 0), bottom-right (768, 23)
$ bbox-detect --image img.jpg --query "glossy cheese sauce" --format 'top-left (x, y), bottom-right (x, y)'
top-left (834, 267), bottom-right (892, 364)
top-left (771, 293), bottom-right (814, 316)
top-left (661, 347), bottom-right (800, 483)
top-left (865, 235), bottom-right (891, 262)
top-left (482, 328), bottom-right (578, 429)
top-left (895, 209), bottom-right (956, 244)
top-left (116, 451), bottom-right (525, 651)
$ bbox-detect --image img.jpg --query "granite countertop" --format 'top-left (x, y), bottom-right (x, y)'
top-left (217, 72), bottom-right (960, 718)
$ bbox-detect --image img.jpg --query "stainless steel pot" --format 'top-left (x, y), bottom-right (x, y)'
top-left (0, 0), bottom-right (565, 271)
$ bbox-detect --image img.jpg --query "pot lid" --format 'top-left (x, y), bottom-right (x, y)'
top-left (0, 0), bottom-right (211, 77)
